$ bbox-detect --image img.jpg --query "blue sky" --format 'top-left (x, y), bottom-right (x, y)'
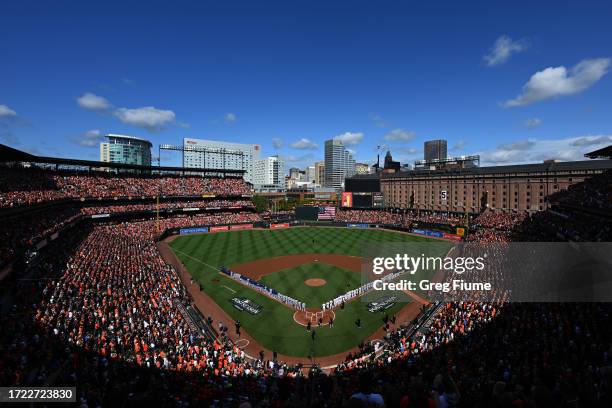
top-left (1, 0), bottom-right (611, 169)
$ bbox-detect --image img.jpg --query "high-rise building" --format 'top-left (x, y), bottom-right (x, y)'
top-left (99, 134), bottom-right (152, 166)
top-left (315, 161), bottom-right (325, 185)
top-left (182, 138), bottom-right (261, 183)
top-left (324, 139), bottom-right (356, 190)
top-left (424, 139), bottom-right (448, 161)
top-left (305, 165), bottom-right (316, 183)
top-left (253, 155), bottom-right (285, 189)
top-left (289, 167), bottom-right (301, 180)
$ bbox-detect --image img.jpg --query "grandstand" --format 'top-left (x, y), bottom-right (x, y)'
top-left (1, 144), bottom-right (612, 406)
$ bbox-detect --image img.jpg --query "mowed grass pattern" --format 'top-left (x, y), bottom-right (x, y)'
top-left (260, 263), bottom-right (362, 308)
top-left (170, 227), bottom-right (445, 357)
top-left (171, 227), bottom-right (440, 268)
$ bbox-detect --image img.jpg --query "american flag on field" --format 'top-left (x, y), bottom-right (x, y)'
top-left (318, 206), bottom-right (336, 220)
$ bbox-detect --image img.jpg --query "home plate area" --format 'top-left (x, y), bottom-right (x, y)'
top-left (293, 309), bottom-right (336, 327)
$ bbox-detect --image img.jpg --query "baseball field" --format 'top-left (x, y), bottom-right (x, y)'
top-left (169, 227), bottom-right (449, 359)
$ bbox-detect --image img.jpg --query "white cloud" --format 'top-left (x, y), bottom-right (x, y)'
top-left (384, 128), bottom-right (416, 142)
top-left (498, 140), bottom-right (535, 151)
top-left (278, 153), bottom-right (316, 171)
top-left (334, 131), bottom-right (364, 145)
top-left (77, 92), bottom-right (111, 111)
top-left (0, 104), bottom-right (17, 117)
top-left (570, 135), bottom-right (612, 147)
top-left (74, 129), bottom-right (105, 147)
top-left (290, 138), bottom-right (318, 150)
top-left (524, 118), bottom-right (542, 129)
top-left (394, 146), bottom-right (419, 155)
top-left (483, 36), bottom-right (528, 67)
top-left (503, 58), bottom-right (610, 107)
top-left (224, 112), bottom-right (237, 123)
top-left (451, 139), bottom-right (467, 150)
top-left (478, 135), bottom-right (612, 165)
top-left (0, 104), bottom-right (19, 145)
top-left (272, 138), bottom-right (284, 149)
top-left (115, 106), bottom-right (176, 131)
top-left (177, 121), bottom-right (191, 128)
top-left (369, 113), bottom-right (387, 128)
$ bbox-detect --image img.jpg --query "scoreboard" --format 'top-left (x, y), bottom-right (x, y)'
top-left (341, 192), bottom-right (385, 209)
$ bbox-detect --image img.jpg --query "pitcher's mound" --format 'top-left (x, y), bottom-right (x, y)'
top-left (305, 278), bottom-right (326, 287)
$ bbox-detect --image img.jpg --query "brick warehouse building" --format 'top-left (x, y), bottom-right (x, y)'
top-left (380, 158), bottom-right (612, 213)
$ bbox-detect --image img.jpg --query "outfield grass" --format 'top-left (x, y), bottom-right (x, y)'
top-left (170, 227), bottom-right (449, 358)
top-left (260, 263), bottom-right (362, 308)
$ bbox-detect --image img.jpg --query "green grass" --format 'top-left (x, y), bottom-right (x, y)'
top-left (260, 263), bottom-right (362, 308)
top-left (170, 227), bottom-right (450, 358)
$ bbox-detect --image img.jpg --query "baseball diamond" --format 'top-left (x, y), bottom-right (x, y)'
top-left (165, 227), bottom-right (449, 360)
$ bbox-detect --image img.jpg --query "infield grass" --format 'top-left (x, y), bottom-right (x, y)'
top-left (260, 263), bottom-right (362, 308)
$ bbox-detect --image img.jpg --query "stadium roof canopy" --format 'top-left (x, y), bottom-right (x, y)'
top-left (585, 145), bottom-right (612, 159)
top-left (0, 144), bottom-right (245, 176)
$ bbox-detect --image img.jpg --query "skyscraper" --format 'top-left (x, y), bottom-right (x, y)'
top-left (253, 155), bottom-right (285, 189)
top-left (182, 138), bottom-right (261, 183)
top-left (324, 139), bottom-right (356, 190)
top-left (305, 165), bottom-right (316, 183)
top-left (99, 134), bottom-right (152, 166)
top-left (315, 161), bottom-right (325, 185)
top-left (424, 140), bottom-right (448, 161)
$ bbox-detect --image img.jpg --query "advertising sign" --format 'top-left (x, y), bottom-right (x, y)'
top-left (443, 233), bottom-right (463, 241)
top-left (210, 225), bottom-right (229, 232)
top-left (270, 223), bottom-right (290, 229)
top-left (412, 228), bottom-right (444, 238)
top-left (180, 227), bottom-right (209, 235)
top-left (230, 224), bottom-right (254, 230)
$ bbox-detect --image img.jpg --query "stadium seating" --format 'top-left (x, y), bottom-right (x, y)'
top-left (335, 209), bottom-right (466, 227)
top-left (0, 167), bottom-right (251, 208)
top-left (80, 199), bottom-right (254, 215)
top-left (1, 167), bottom-right (612, 406)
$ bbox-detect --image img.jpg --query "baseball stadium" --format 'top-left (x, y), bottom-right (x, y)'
top-left (1, 142), bottom-right (612, 407)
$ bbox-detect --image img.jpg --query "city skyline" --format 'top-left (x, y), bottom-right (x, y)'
top-left (1, 1), bottom-right (612, 171)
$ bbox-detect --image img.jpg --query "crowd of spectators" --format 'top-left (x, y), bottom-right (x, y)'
top-left (468, 207), bottom-right (612, 243)
top-left (0, 206), bottom-right (81, 265)
top-left (472, 211), bottom-right (528, 231)
top-left (260, 210), bottom-right (294, 221)
top-left (548, 170), bottom-right (612, 212)
top-left (81, 200), bottom-right (254, 215)
top-left (403, 211), bottom-right (466, 226)
top-left (335, 209), bottom-right (466, 227)
top-left (332, 201), bottom-right (612, 405)
top-left (2, 169), bottom-right (612, 406)
top-left (0, 219), bottom-right (304, 406)
top-left (335, 210), bottom-right (402, 224)
top-left (0, 166), bottom-right (251, 208)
